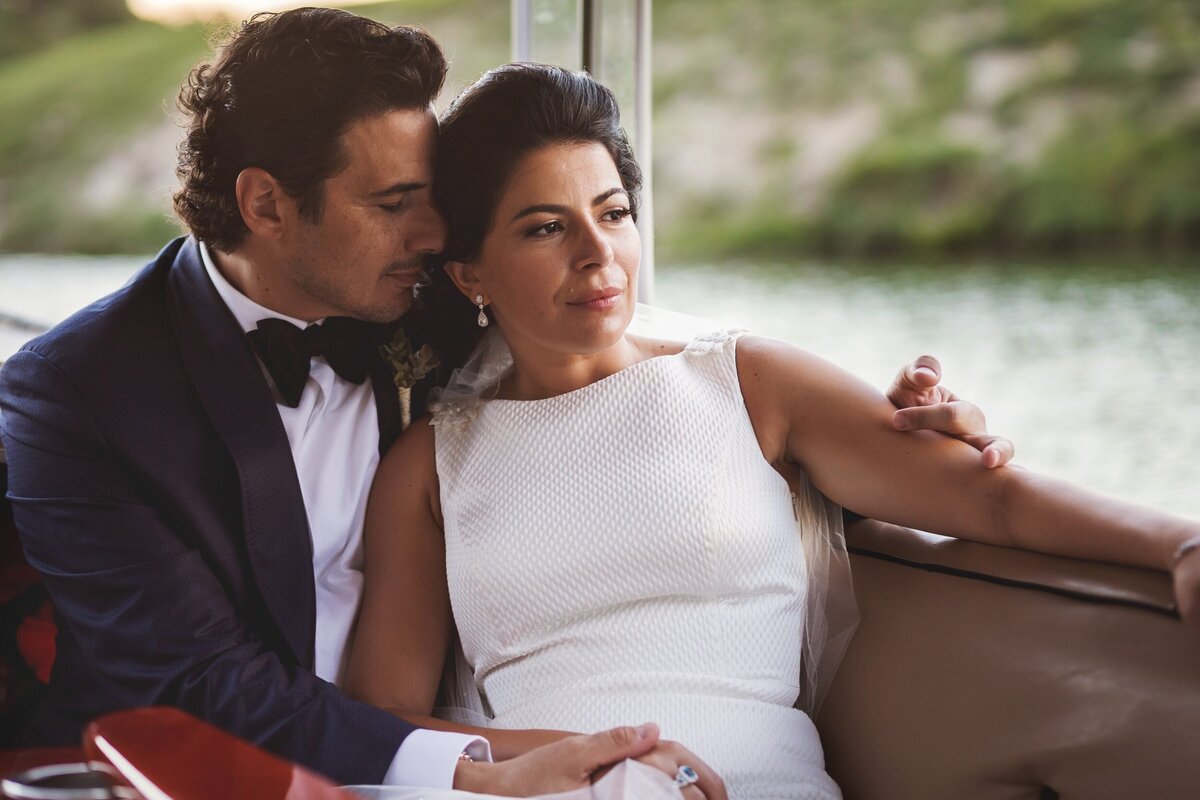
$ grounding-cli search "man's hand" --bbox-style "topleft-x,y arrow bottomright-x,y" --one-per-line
454,723 -> 726,798
887,355 -> 1014,469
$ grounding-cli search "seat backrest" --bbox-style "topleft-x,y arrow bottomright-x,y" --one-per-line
817,521 -> 1200,800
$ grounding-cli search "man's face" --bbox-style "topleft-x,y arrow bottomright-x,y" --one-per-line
284,108 -> 444,323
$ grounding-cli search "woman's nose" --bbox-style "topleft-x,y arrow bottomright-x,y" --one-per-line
574,222 -> 614,270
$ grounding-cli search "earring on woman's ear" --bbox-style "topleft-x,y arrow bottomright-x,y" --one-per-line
475,294 -> 489,328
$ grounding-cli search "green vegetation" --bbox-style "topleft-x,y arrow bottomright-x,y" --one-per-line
0,0 -> 506,254
0,21 -> 210,251
0,0 -> 131,60
0,0 -> 1197,258
653,0 -> 1200,260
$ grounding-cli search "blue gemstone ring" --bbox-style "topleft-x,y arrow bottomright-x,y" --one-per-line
673,765 -> 700,788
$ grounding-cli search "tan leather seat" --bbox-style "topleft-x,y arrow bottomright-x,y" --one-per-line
817,520 -> 1200,800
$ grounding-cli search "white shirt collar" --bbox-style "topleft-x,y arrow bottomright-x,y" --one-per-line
199,240 -> 314,334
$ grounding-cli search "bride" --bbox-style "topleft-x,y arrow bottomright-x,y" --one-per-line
346,63 -> 1200,799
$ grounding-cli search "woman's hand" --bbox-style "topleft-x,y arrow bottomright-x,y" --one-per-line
886,354 -> 1014,468
453,723 -> 728,799
631,738 -> 727,800
1172,535 -> 1200,636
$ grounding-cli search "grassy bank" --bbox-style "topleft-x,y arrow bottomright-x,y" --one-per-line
1,0 -> 1198,259
652,0 -> 1200,260
0,20 -> 209,251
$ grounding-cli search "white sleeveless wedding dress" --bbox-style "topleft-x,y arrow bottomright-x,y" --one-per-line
419,330 -> 842,800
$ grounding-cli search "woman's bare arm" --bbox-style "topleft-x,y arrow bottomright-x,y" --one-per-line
736,336 -> 1200,627
345,418 -> 453,717
344,418 -> 574,760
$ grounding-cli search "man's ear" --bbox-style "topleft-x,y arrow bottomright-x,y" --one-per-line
235,167 -> 287,239
444,260 -> 485,303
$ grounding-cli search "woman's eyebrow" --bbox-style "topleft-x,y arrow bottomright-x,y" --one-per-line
510,188 -> 629,222
592,187 -> 628,205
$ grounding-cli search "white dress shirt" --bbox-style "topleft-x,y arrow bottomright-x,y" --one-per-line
200,242 -> 489,787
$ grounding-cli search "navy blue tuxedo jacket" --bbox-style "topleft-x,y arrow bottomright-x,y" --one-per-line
0,237 -> 419,783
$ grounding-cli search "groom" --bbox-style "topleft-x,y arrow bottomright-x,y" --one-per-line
0,6 -> 1008,796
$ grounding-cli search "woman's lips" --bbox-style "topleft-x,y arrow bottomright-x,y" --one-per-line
569,288 -> 622,310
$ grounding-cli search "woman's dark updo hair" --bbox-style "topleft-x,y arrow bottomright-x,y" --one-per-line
420,63 -> 643,372
174,7 -> 446,252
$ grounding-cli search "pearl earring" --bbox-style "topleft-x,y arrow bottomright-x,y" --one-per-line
475,294 -> 489,328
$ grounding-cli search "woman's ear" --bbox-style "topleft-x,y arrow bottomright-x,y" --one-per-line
444,260 -> 486,304
235,167 -> 287,239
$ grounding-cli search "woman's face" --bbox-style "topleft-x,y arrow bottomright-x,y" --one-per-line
455,141 -> 640,361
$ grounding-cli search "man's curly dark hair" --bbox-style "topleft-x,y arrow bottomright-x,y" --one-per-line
173,7 -> 446,252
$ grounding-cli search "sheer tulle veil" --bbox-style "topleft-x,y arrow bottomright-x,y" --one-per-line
426,303 -> 859,725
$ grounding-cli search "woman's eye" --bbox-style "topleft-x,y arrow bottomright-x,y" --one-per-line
528,221 -> 564,237
602,207 -> 631,223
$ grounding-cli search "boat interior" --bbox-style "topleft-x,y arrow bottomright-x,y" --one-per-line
4,435 -> 1200,798
3,1 -> 1199,797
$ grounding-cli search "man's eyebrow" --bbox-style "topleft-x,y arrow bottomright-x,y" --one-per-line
368,181 -> 426,198
510,187 -> 629,222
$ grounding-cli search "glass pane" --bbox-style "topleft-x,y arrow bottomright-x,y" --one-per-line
520,0 -> 581,70
593,0 -> 640,150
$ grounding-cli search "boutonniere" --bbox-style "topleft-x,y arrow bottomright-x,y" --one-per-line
379,329 -> 440,429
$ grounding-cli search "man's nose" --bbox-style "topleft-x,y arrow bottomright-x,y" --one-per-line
412,199 -> 447,254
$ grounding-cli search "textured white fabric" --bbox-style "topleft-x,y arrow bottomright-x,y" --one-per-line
349,759 -> 682,800
382,733 -> 492,789
433,330 -> 842,800
200,242 -> 487,789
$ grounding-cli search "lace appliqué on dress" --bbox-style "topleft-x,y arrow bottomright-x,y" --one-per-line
683,328 -> 748,356
428,398 -> 482,432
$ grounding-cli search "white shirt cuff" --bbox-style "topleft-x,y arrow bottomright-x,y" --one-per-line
383,730 -> 493,788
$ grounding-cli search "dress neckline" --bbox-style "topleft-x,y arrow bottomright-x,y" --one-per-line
484,340 -> 686,408
429,329 -> 742,430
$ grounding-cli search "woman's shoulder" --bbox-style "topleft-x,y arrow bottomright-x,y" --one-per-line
379,415 -> 438,477
734,335 -> 882,459
734,334 -> 837,382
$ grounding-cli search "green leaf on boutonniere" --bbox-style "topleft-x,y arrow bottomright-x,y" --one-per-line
379,329 -> 441,390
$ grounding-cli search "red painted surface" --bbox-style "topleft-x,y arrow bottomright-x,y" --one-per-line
83,707 -> 356,800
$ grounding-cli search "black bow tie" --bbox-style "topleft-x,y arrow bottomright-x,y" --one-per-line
246,317 -> 383,408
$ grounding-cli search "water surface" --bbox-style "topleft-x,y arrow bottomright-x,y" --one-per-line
2,254 -> 1197,519
659,259 -> 1200,519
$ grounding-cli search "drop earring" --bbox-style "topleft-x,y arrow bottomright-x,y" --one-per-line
475,294 -> 489,328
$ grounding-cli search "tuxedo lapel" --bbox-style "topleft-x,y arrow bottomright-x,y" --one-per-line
165,238 -> 316,668
368,349 -> 403,455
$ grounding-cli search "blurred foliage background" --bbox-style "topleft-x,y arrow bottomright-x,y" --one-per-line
0,0 -> 1198,259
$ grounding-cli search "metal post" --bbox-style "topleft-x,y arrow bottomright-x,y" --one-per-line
581,0 -> 598,76
510,0 -> 654,302
512,0 -> 532,62
634,0 -> 654,303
